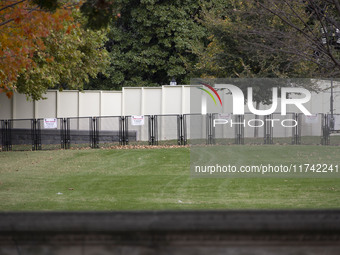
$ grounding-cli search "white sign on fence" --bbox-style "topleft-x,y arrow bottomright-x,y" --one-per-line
305,114 -> 319,124
333,115 -> 340,131
131,115 -> 145,126
218,113 -> 232,121
44,118 -> 58,129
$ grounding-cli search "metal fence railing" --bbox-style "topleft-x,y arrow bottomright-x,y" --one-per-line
8,119 -> 34,151
1,113 -> 340,151
36,118 -> 67,150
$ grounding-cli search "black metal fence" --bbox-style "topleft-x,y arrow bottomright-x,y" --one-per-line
1,113 -> 339,151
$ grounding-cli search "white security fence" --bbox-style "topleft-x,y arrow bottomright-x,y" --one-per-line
1,83 -> 340,150
1,83 -> 340,119
1,113 -> 339,151
0,86 -> 191,120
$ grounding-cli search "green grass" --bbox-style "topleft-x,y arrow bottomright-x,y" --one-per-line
0,145 -> 339,211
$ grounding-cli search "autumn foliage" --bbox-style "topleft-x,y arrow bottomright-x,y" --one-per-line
0,0 -> 74,98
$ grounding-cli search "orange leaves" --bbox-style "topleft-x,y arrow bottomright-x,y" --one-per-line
0,88 -> 14,98
36,39 -> 46,51
56,23 -> 64,31
46,56 -> 54,63
14,16 -> 21,23
6,91 -> 14,99
0,1 -> 74,97
66,25 -> 73,34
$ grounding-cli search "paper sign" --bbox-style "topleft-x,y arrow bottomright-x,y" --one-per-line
131,115 -> 144,126
305,114 -> 319,124
44,118 -> 58,129
333,115 -> 340,131
217,113 -> 232,121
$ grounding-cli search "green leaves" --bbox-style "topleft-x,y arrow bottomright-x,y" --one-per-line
80,0 -> 117,29
16,9 -> 109,100
87,0 -> 207,89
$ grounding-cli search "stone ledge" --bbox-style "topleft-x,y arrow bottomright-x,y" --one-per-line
1,210 -> 340,255
1,210 -> 340,233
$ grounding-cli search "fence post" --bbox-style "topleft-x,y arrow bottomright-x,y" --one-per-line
206,114 -> 210,145
7,120 -> 12,151
148,116 -> 152,145
36,119 -> 42,150
125,117 -> 129,145
31,119 -> 35,151
292,113 -> 301,145
234,115 -> 244,145
264,114 -> 273,144
61,118 -> 65,149
90,117 -> 99,149
177,115 -> 186,145
206,114 -> 215,145
148,115 -> 158,145
31,119 -> 41,151
90,118 -> 93,148
1,120 -> 12,151
61,118 -> 71,149
321,114 -> 330,145
154,115 -> 159,145
177,115 -> 181,145
148,115 -> 154,145
119,117 -> 123,145
96,117 -> 99,148
297,113 -> 302,145
66,118 -> 70,149
119,117 -> 129,145
183,114 -> 187,145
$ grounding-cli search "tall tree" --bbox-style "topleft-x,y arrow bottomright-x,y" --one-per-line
15,10 -> 109,100
0,0 -> 74,97
86,0 -> 207,89
195,0 -> 319,80
1,0 -> 110,100
1,0 -> 118,99
198,0 -> 340,78
250,0 -> 340,77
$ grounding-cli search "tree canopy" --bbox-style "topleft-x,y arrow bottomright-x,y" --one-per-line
2,0 -> 338,100
251,0 -> 340,77
0,0 -> 73,98
1,0 -> 109,100
195,0 -> 321,79
195,0 -> 340,79
16,10 -> 109,100
85,0 -> 207,89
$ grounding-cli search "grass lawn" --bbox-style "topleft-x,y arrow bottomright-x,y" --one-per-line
0,145 -> 339,211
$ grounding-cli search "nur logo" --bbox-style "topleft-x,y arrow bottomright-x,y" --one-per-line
197,83 -> 223,107
198,84 -> 312,116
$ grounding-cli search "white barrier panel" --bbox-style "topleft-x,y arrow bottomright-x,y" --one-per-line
0,86 -> 192,120
0,82 -> 339,120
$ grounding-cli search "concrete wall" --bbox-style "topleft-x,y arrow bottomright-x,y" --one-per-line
0,86 -> 192,120
1,82 -> 339,120
0,211 -> 340,255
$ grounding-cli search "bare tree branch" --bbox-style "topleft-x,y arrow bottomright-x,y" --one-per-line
252,0 -> 340,73
0,0 -> 27,12
0,19 -> 15,27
